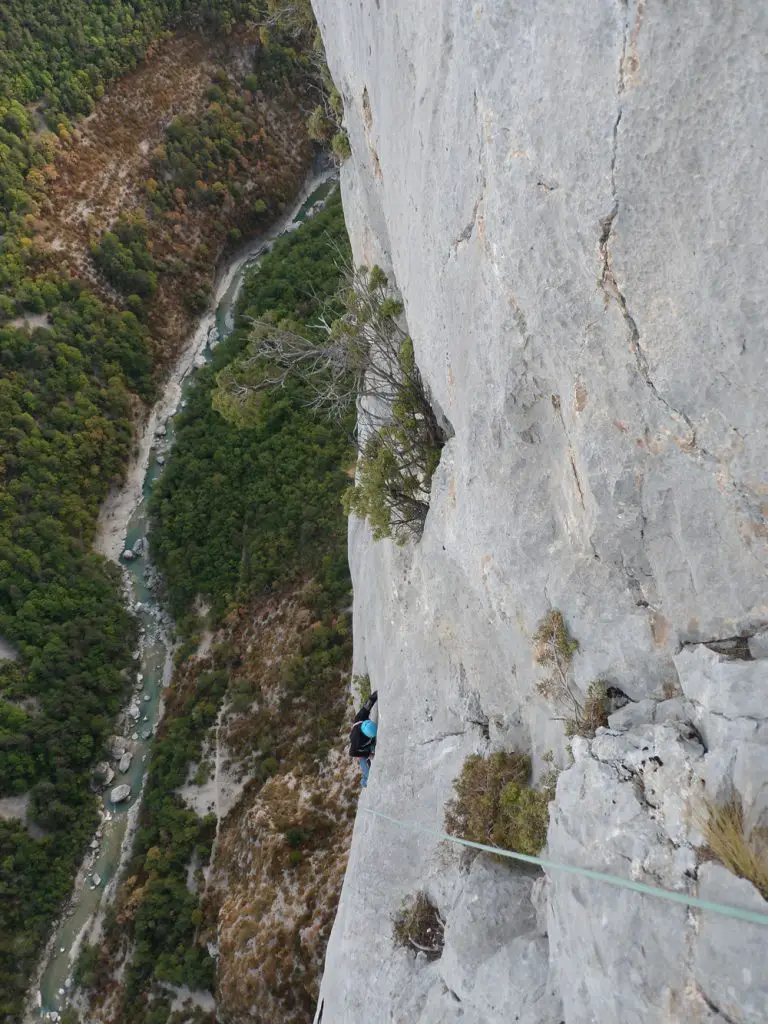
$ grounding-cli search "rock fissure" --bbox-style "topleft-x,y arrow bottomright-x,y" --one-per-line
313,2 -> 768,1020
685,698 -> 764,726
451,197 -> 481,254
600,209 -> 700,455
683,635 -> 758,661
695,985 -> 741,1024
601,103 -> 766,533
418,729 -> 468,746
551,394 -> 590,522
600,2 -> 704,456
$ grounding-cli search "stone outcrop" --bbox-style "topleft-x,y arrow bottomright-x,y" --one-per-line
106,735 -> 128,760
312,1 -> 768,1021
94,762 -> 115,789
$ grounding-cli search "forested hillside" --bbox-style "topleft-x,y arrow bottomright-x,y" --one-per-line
149,189 -> 353,618
0,1 -> 323,1018
80,188 -> 356,1023
0,1 -> 253,117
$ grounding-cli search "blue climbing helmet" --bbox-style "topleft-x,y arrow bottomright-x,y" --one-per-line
361,719 -> 378,739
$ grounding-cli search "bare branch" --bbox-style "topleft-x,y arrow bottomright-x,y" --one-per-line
218,263 -> 447,543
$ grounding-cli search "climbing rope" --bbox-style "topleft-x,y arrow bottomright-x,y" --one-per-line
362,807 -> 768,927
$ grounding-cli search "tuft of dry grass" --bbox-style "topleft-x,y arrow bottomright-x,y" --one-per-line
392,891 -> 444,960
568,680 -> 610,738
700,799 -> 768,899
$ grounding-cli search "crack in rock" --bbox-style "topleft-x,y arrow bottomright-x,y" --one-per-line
451,197 -> 481,254
550,394 -> 601,559
551,395 -> 588,514
598,3 -> 767,537
683,635 -> 756,661
683,693 -> 763,725
419,729 -> 468,746
696,985 -> 741,1024
599,2 -> 698,442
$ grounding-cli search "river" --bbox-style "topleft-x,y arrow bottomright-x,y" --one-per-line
33,164 -> 339,1021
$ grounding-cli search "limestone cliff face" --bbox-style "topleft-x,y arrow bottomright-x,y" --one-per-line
312,2 -> 768,1022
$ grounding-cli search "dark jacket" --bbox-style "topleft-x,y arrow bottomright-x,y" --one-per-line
349,691 -> 378,757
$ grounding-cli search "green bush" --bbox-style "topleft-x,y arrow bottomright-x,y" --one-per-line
92,217 -> 158,298
307,105 -> 332,142
342,340 -> 445,542
285,827 -> 306,848
533,609 -> 579,667
340,275 -> 447,543
212,260 -> 446,543
331,129 -> 351,160
444,752 -> 551,858
352,673 -> 371,702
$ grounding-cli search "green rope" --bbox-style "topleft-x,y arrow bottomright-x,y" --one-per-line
363,807 -> 768,928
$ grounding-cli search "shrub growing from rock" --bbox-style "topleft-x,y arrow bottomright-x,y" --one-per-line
307,105 -> 333,142
392,890 -> 444,959
343,334 -> 446,542
444,752 -> 551,858
534,610 -> 609,738
331,128 -> 351,160
352,673 -> 371,702
217,263 -> 446,542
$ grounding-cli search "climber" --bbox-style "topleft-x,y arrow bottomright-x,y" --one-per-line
349,689 -> 378,787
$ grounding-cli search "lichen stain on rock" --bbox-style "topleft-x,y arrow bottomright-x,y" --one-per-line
650,611 -> 669,648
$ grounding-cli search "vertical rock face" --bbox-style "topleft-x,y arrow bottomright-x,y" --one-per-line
312,1 -> 768,1021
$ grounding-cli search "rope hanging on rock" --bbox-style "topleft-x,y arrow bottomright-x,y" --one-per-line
362,807 -> 768,928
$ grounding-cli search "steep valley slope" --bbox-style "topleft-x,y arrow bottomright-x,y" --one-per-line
0,6 -> 325,1018
31,29 -> 313,370
75,186 -> 358,1024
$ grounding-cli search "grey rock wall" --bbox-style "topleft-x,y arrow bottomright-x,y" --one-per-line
312,1 -> 768,1020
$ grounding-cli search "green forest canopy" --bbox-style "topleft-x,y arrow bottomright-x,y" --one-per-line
0,0 -> 326,1017
150,186 -> 353,619
86,186 -> 352,1021
0,0 -> 257,118
0,285 -> 145,1022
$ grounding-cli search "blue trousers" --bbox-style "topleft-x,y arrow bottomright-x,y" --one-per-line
359,756 -> 371,787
